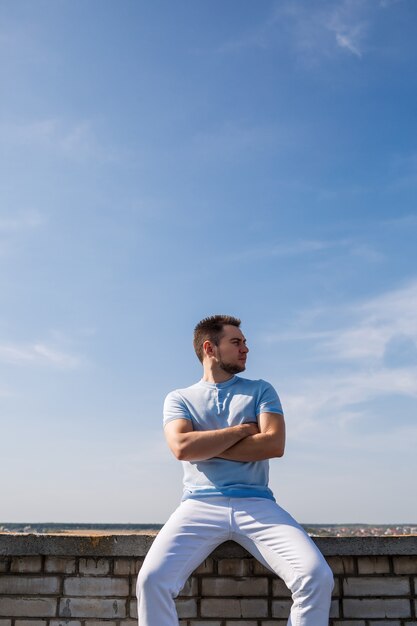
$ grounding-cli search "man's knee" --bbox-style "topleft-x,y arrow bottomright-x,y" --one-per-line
304,558 -> 334,598
136,564 -> 161,599
289,555 -> 333,602
137,561 -> 178,601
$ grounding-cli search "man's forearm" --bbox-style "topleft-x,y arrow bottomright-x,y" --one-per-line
218,432 -> 285,462
172,424 -> 257,461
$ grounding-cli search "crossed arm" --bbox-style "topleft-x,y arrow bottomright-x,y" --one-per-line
164,412 -> 285,462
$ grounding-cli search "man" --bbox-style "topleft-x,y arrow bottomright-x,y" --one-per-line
137,315 -> 333,626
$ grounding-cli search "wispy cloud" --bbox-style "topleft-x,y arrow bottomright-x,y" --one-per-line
229,238 -> 342,262
217,0 -> 398,62
324,281 -> 417,362
268,280 -> 417,363
191,122 -> 282,163
382,214 -> 417,228
0,210 -> 43,232
326,1 -> 367,58
0,118 -> 116,163
387,152 -> 417,189
228,237 -> 383,263
379,0 -> 403,7
267,279 -> 417,437
0,341 -> 82,369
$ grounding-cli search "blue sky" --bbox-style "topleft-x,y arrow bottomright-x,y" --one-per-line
1,0 -> 416,524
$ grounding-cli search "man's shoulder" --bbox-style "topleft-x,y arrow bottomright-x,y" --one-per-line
234,376 -> 275,390
165,381 -> 202,400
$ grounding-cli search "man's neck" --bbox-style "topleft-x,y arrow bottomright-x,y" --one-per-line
202,366 -> 235,384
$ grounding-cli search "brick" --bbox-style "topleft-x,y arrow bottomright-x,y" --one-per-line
343,577 -> 410,596
78,558 -> 110,575
190,622 -> 222,626
114,558 -> 142,575
129,598 -> 137,619
393,557 -> 417,574
202,577 -> 268,596
63,576 -> 128,597
179,577 -> 198,597
176,598 -> 198,618
261,622 -> 287,626
0,560 -> 9,573
271,600 -> 292,618
218,559 -> 253,576
330,598 -> 339,618
326,556 -> 356,575
253,561 -> 273,575
333,622 -> 366,626
0,621 -> 11,626
225,622 -> 258,626
332,578 -> 340,597
0,597 -> 57,617
129,599 -> 138,619
83,622 -> 117,626
59,598 -> 126,619
119,622 -> 138,626
15,622 -> 47,626
272,579 -> 291,597
130,578 -> 137,595
45,557 -> 76,574
343,599 -> 411,618
367,622 -> 401,626
357,557 -> 391,574
240,599 -> 268,618
10,557 -> 42,573
206,599 -> 266,619
193,558 -> 214,574
0,576 -> 60,595
49,621 -> 82,626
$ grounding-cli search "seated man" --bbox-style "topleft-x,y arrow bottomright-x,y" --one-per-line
137,314 -> 333,626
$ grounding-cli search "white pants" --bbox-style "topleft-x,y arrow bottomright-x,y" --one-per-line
137,497 -> 334,626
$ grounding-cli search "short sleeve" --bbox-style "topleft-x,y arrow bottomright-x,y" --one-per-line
163,390 -> 193,426
256,380 -> 284,416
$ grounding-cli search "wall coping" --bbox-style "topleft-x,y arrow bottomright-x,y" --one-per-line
1,532 -> 417,557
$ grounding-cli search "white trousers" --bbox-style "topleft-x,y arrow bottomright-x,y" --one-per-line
137,497 -> 334,626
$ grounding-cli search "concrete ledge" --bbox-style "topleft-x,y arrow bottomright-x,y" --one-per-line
1,533 -> 416,557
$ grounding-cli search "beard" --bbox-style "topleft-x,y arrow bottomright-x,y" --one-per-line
218,357 -> 246,375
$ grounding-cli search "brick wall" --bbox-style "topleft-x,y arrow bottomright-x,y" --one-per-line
0,534 -> 416,625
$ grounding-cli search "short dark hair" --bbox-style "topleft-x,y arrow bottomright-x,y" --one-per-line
193,315 -> 241,363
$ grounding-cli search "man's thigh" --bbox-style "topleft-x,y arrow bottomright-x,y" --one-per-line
231,498 -> 328,588
138,498 -> 231,597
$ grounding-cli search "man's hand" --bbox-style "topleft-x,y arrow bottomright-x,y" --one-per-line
164,419 -> 260,462
240,422 -> 260,437
218,412 -> 285,462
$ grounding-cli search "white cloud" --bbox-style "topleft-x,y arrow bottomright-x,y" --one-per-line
0,210 -> 43,232
326,1 -> 367,58
267,280 -> 417,437
0,341 -> 82,369
0,118 -> 115,163
326,281 -> 417,362
216,0 -> 399,63
228,237 -> 383,263
268,280 -> 417,363
379,0 -> 403,7
191,122 -> 282,163
335,31 -> 362,57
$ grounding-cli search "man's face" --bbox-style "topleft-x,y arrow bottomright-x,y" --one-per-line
214,325 -> 249,375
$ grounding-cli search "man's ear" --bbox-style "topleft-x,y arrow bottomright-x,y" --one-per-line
203,339 -> 215,358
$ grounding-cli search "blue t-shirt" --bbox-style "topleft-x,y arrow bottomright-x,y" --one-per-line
163,375 -> 283,501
